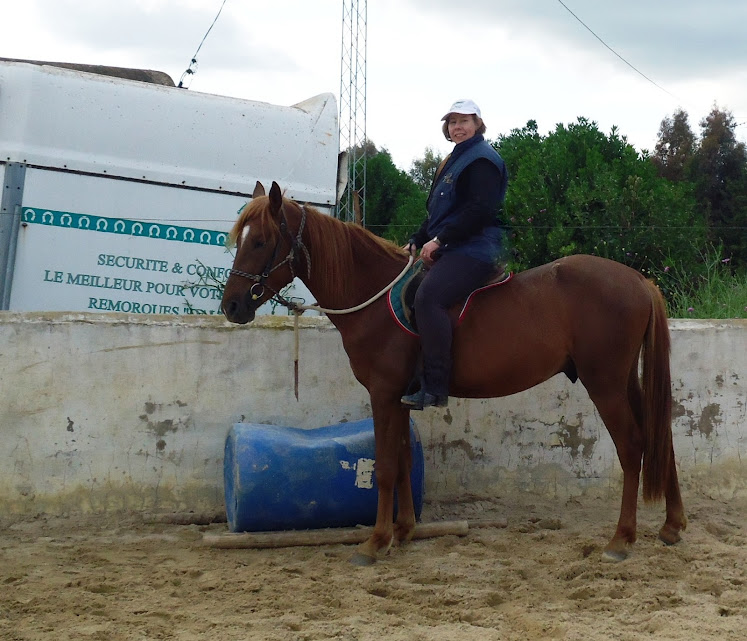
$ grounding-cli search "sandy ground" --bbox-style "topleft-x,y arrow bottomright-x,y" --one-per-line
1,490 -> 745,641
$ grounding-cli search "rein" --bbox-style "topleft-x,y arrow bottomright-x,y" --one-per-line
296,255 -> 414,315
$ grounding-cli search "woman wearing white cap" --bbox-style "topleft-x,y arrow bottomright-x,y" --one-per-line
401,99 -> 508,410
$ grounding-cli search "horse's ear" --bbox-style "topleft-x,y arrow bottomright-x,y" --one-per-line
268,181 -> 283,218
252,181 -> 265,198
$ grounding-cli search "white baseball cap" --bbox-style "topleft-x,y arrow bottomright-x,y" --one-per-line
441,99 -> 482,121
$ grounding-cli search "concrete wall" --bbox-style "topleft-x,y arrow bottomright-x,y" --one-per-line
0,313 -> 745,515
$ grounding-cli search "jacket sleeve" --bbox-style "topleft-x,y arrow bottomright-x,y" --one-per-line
436,158 -> 504,246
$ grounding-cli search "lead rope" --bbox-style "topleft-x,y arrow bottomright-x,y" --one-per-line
294,312 -> 300,400
290,254 -> 414,399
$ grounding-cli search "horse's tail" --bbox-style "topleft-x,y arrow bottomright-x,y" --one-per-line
640,279 -> 673,503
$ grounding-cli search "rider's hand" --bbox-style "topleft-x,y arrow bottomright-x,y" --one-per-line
420,239 -> 441,265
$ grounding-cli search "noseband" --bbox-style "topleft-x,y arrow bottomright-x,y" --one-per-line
228,203 -> 311,311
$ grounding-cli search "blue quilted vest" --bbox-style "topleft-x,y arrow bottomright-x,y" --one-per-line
425,137 -> 507,263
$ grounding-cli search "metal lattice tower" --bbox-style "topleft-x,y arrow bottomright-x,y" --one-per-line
338,0 -> 367,224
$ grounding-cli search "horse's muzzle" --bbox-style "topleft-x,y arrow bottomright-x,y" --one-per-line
222,293 -> 257,325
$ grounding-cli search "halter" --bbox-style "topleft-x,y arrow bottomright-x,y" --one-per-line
228,203 -> 311,311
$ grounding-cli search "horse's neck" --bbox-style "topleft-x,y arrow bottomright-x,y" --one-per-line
297,212 -> 405,314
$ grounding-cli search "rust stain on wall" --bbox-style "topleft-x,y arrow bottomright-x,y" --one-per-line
139,416 -> 178,438
672,400 -> 690,421
138,401 -> 192,452
673,401 -> 722,438
429,434 -> 486,464
552,413 -> 597,460
695,403 -> 722,438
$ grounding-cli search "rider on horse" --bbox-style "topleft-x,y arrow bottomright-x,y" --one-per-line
402,99 -> 509,410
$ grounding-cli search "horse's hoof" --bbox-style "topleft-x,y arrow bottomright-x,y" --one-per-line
658,526 -> 682,546
393,524 -> 415,546
350,552 -> 377,566
601,547 -> 630,563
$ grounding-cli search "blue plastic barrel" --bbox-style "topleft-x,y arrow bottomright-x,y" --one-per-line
223,418 -> 424,532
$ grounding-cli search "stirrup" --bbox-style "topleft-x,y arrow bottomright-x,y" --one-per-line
401,390 -> 448,410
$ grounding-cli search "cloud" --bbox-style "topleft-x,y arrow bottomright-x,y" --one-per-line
27,0 -> 299,75
404,0 -> 747,80
4,0 -> 744,171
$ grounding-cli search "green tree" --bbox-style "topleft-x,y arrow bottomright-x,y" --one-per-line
364,148 -> 424,240
692,105 -> 747,266
338,139 -> 381,224
492,120 -> 547,265
385,190 -> 427,245
408,147 -> 443,192
652,109 -> 696,182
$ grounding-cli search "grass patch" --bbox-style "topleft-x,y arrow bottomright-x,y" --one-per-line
655,251 -> 747,319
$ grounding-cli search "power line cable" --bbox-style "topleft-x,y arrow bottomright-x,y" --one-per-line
178,0 -> 229,88
555,0 -> 679,101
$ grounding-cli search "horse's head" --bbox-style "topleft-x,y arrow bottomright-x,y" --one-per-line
222,181 -> 297,324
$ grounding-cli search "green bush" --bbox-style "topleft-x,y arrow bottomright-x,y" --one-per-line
496,119 -> 708,278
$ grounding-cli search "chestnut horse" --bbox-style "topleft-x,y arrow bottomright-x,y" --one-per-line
221,181 -> 686,563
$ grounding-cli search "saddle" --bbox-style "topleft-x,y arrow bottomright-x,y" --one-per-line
387,259 -> 513,336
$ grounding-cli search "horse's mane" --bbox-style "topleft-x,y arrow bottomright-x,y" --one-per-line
229,196 -> 407,304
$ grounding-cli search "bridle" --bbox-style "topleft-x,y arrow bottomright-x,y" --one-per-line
228,203 -> 311,312
228,200 -> 414,317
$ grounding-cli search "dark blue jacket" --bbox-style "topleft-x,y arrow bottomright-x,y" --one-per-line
420,135 -> 507,263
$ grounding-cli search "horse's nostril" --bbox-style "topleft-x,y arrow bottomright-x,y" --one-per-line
224,299 -> 238,319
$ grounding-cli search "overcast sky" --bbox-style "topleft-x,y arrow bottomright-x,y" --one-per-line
3,0 -> 746,170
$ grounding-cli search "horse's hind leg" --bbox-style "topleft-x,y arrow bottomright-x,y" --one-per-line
659,444 -> 687,545
628,352 -> 686,547
590,389 -> 644,561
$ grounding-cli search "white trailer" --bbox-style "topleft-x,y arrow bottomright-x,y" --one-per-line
0,60 -> 341,315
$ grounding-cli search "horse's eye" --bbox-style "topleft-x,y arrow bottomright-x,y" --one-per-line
253,240 -> 266,250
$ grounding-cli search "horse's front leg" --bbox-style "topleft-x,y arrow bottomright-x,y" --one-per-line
393,412 -> 416,546
353,395 -> 413,565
